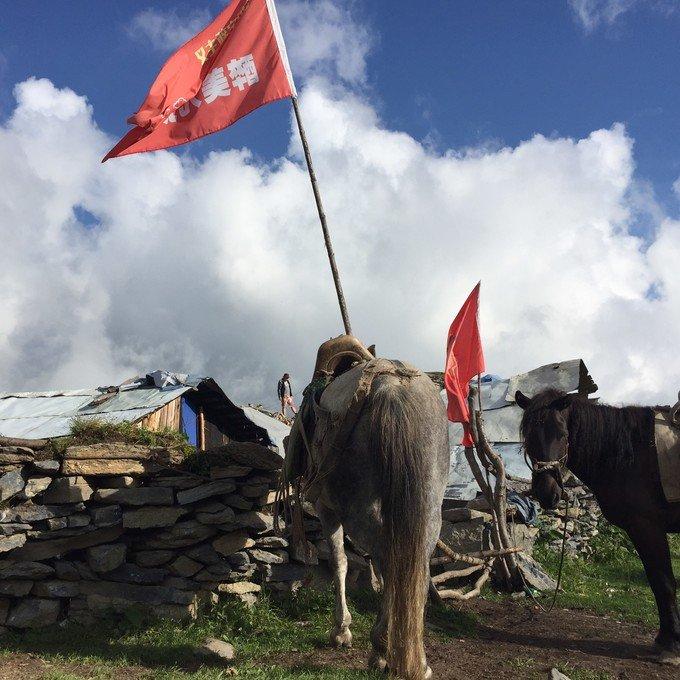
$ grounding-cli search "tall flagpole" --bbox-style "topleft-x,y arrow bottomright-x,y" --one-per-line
290,95 -> 352,336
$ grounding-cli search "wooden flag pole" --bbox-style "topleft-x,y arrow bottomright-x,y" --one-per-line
291,95 -> 352,335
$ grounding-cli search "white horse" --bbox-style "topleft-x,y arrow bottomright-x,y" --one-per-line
299,357 -> 449,679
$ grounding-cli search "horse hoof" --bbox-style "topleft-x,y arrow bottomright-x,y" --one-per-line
424,665 -> 434,679
651,644 -> 680,666
368,653 -> 388,673
330,627 -> 353,648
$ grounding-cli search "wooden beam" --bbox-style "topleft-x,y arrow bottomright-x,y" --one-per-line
197,407 -> 205,452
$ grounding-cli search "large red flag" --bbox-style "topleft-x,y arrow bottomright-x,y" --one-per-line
103,0 -> 296,161
445,282 -> 486,446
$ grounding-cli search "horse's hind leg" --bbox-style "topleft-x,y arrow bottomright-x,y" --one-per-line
626,519 -> 680,664
317,503 -> 352,648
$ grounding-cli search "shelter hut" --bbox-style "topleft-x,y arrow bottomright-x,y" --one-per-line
430,359 -> 597,499
0,370 -> 289,453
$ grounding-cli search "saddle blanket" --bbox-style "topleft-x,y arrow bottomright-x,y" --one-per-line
655,410 -> 680,503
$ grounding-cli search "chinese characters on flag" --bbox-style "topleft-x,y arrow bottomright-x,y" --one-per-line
103,0 -> 295,161
444,282 -> 486,446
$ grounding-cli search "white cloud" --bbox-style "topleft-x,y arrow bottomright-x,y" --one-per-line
2,75 -> 680,410
128,7 -> 212,51
568,0 -> 680,32
128,1 -> 372,84
277,0 -> 372,84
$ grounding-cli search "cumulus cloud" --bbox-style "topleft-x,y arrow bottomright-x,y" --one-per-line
277,0 -> 372,84
128,1 -> 372,84
2,73 -> 680,409
128,7 -> 213,51
568,0 -> 680,32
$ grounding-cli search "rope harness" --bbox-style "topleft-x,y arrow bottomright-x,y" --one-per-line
522,442 -> 571,613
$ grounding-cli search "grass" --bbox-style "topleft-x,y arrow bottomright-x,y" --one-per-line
48,418 -> 195,458
532,519 -> 680,627
0,588 -> 475,680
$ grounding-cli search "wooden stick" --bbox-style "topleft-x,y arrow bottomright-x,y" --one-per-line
291,96 -> 352,335
467,401 -> 513,585
197,407 -> 205,452
438,566 -> 492,601
431,545 -> 523,567
436,539 -> 484,566
474,409 -> 519,581
432,564 -> 485,584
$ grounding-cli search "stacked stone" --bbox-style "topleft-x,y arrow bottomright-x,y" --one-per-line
0,439 -> 312,632
541,485 -> 602,557
264,501 -> 372,592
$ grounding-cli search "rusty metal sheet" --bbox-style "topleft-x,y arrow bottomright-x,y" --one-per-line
507,359 -> 596,401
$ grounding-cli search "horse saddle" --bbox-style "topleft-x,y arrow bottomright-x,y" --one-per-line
283,335 -> 376,495
654,395 -> 680,504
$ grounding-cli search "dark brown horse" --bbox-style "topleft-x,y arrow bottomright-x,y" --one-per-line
516,388 -> 680,666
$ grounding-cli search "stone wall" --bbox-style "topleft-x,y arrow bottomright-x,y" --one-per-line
0,441 -> 369,632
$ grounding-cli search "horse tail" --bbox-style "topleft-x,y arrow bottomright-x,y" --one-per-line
370,377 -> 429,680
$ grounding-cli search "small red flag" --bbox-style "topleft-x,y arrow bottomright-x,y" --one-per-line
103,0 -> 296,161
445,282 -> 486,446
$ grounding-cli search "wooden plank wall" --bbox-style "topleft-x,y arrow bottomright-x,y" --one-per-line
138,398 -> 182,432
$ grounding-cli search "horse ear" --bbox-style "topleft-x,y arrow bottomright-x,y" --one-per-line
367,344 -> 376,357
515,391 -> 531,410
550,394 -> 572,411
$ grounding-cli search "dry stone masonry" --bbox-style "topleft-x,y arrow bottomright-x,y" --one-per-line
0,440 -> 367,632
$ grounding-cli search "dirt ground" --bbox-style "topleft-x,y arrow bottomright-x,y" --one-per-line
0,599 -> 677,679
276,599 -> 679,680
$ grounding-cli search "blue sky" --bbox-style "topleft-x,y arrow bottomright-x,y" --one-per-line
2,0 -> 680,404
2,0 -> 679,209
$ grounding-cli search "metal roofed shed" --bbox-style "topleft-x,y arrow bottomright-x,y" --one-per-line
442,359 -> 598,499
0,371 -> 288,454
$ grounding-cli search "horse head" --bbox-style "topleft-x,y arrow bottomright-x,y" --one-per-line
516,388 -> 573,510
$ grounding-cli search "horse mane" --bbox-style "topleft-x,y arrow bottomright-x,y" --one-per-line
520,388 -> 655,480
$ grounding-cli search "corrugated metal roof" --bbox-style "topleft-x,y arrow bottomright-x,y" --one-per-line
241,406 -> 290,456
0,382 -> 194,440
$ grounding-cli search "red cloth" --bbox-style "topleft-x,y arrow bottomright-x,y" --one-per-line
103,0 -> 295,161
445,282 -> 486,446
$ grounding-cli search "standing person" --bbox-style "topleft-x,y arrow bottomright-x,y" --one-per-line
278,373 -> 297,417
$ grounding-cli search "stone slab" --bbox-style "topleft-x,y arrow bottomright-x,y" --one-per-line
213,530 -> 255,557
80,580 -> 197,605
0,561 -> 54,580
205,442 -> 282,471
93,487 -> 174,506
122,506 -> 187,529
88,543 -> 126,573
0,470 -> 25,502
23,477 -> 52,499
7,598 -> 60,628
134,550 -> 175,567
10,525 -> 124,561
64,443 -> 154,460
31,580 -> 81,598
43,476 -> 94,504
1,502 -> 85,523
176,480 -> 236,505
61,459 -> 149,476
0,534 -> 26,554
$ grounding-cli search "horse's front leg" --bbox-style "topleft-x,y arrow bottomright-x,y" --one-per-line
626,519 -> 680,665
317,503 -> 352,648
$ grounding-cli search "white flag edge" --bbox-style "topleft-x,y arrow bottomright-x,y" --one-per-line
265,0 -> 298,97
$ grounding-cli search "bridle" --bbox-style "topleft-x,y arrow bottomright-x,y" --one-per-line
523,440 -> 570,488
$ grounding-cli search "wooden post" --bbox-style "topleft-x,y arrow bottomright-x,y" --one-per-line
291,96 -> 352,335
467,386 -> 519,588
197,407 -> 205,452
